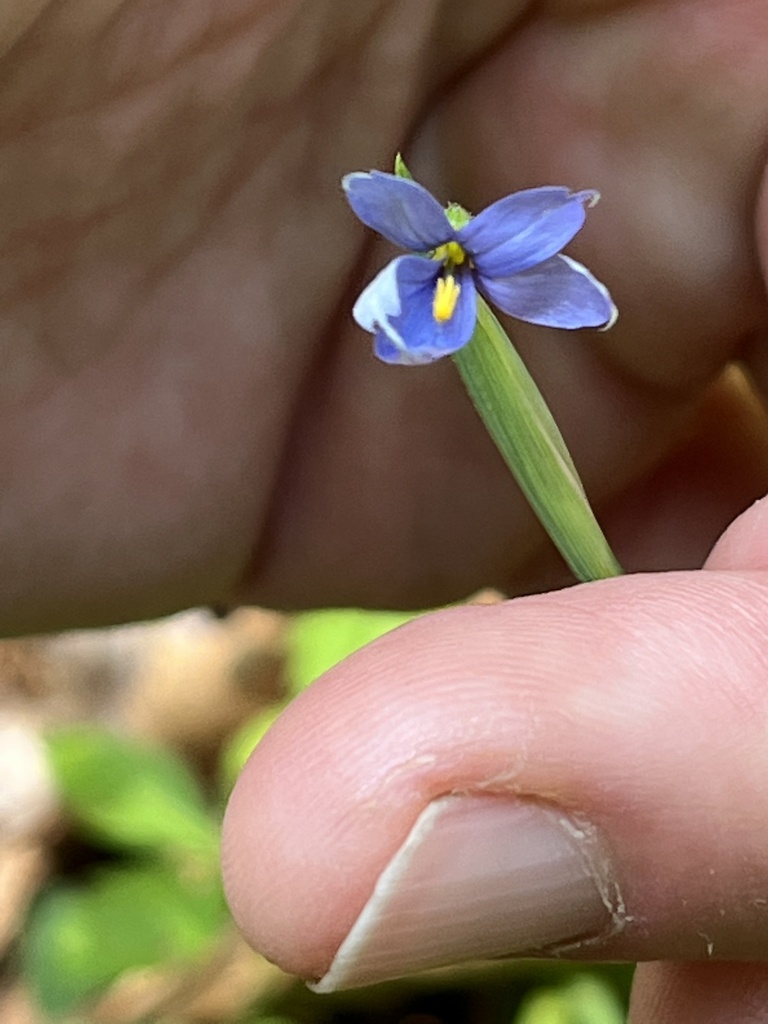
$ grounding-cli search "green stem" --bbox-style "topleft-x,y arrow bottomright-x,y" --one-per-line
453,297 -> 622,582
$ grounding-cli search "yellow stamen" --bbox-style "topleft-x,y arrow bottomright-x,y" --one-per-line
433,275 -> 461,323
432,241 -> 466,266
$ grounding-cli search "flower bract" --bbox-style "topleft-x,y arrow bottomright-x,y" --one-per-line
343,170 -> 617,365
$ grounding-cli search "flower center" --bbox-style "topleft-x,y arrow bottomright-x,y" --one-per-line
432,274 -> 461,323
433,241 -> 466,266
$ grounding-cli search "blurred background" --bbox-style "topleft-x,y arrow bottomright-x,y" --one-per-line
0,599 -> 634,1023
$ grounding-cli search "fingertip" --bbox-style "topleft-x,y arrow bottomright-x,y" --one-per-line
705,493 -> 768,570
223,577 -> 768,986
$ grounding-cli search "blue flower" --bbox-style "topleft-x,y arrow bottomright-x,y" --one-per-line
342,170 -> 617,365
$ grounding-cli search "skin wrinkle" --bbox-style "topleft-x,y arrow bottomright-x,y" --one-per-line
0,87 -> 243,342
598,571 -> 768,717
0,15 -> 291,229
0,3 -> 392,275
0,0 -> 435,322
91,0 -> 283,97
0,0 -> 292,119
0,1 -> 54,60
0,4 -> 432,372
146,21 -> 406,306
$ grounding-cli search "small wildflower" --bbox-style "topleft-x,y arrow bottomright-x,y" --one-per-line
343,171 -> 617,365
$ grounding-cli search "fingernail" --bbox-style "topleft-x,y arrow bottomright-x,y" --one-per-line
311,794 -> 620,992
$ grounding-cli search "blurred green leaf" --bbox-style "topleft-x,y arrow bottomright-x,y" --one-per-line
286,609 -> 415,694
46,728 -> 218,859
24,864 -> 226,1017
515,974 -> 626,1024
220,609 -> 418,790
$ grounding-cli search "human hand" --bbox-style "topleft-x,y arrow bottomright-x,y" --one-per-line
1,0 -> 766,632
0,0 -> 531,632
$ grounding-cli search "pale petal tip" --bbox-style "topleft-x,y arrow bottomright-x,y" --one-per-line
341,171 -> 369,193
569,189 -> 601,209
598,302 -> 619,332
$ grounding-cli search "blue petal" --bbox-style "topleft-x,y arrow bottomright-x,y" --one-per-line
478,254 -> 617,329
342,171 -> 452,252
458,187 -> 598,277
375,266 -> 477,364
353,255 -> 476,364
352,254 -> 438,337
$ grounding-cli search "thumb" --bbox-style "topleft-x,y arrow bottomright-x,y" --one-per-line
222,519 -> 768,991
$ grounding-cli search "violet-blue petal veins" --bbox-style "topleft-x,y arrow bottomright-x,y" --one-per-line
342,171 -> 452,252
370,262 -> 477,365
479,254 -> 617,330
456,186 -> 570,255
460,187 -> 596,278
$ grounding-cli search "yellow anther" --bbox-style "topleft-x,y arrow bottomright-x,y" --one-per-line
433,275 -> 461,323
432,241 -> 466,266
